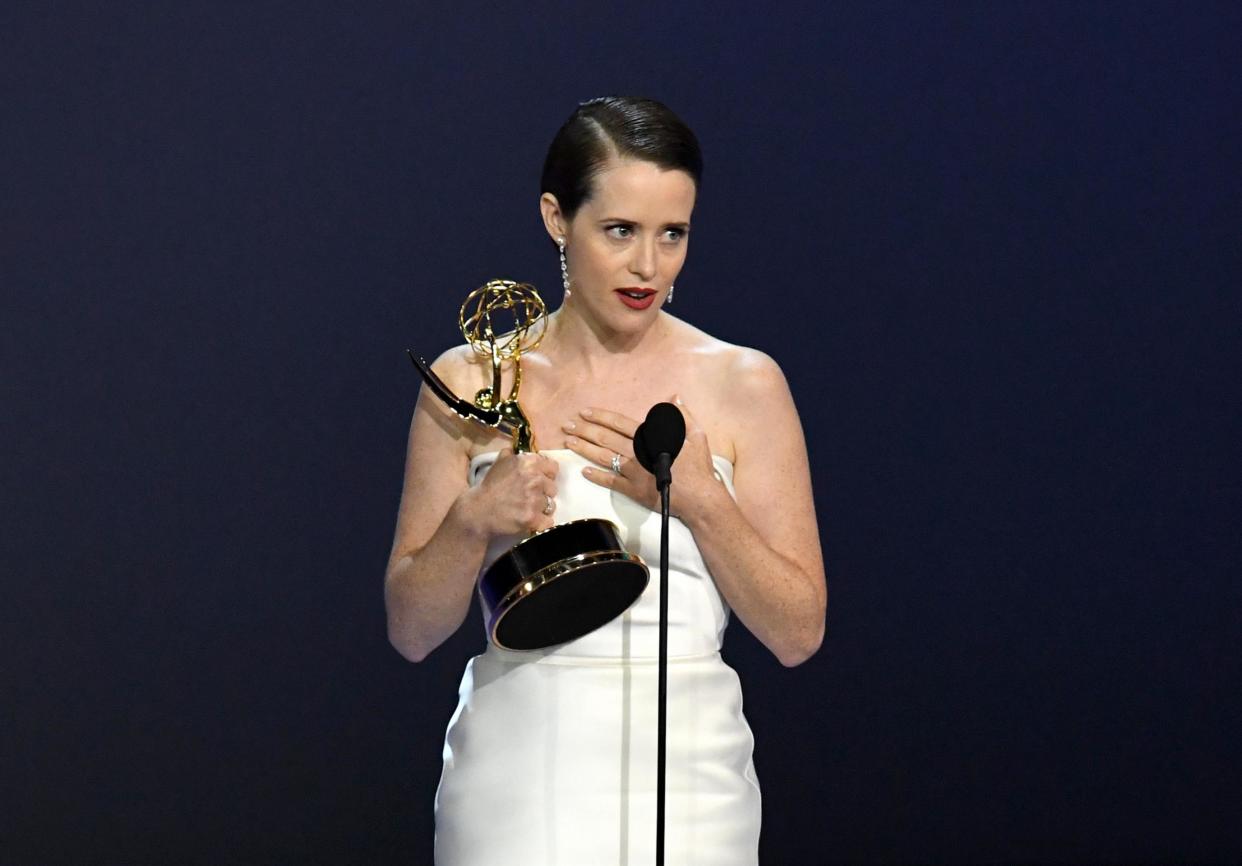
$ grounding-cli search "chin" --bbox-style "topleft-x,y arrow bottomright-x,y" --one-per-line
609,309 -> 658,331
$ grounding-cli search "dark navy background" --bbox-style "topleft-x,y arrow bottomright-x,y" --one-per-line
4,2 -> 1240,863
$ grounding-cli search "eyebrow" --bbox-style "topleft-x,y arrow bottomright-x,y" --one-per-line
597,218 -> 692,229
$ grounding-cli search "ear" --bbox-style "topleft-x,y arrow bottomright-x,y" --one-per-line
539,193 -> 569,244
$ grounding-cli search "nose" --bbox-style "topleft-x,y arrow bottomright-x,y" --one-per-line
628,237 -> 657,282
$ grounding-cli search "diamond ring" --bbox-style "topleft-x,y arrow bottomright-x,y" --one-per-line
611,453 -> 623,474
543,494 -> 554,515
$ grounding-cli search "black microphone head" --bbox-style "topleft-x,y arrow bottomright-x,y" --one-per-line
633,402 -> 686,474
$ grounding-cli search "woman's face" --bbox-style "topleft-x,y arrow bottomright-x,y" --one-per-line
556,157 -> 696,332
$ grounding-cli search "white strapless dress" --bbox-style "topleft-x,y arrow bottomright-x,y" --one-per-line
433,449 -> 761,866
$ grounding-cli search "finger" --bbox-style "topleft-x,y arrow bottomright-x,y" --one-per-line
579,407 -> 639,439
565,421 -> 635,460
669,394 -> 701,431
535,453 -> 560,479
580,465 -> 653,510
492,447 -> 517,466
566,433 -> 634,474
580,463 -> 623,489
515,451 -> 549,481
499,444 -> 534,472
522,469 -> 554,497
670,397 -> 718,468
536,487 -> 557,524
566,427 -> 645,476
539,495 -> 556,520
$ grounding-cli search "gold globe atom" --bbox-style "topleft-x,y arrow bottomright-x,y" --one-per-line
459,279 -> 548,361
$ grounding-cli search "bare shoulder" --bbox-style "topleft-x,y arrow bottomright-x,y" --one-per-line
660,317 -> 795,457
718,345 -> 793,431
427,343 -> 492,395
726,344 -> 787,390
416,344 -> 507,453
664,317 -> 788,399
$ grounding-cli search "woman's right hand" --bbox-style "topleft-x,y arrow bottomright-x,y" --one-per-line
458,450 -> 560,537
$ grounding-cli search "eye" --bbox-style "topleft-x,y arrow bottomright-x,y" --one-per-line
605,224 -> 633,239
663,227 -> 686,242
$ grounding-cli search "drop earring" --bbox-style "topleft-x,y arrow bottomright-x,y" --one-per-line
666,283 -> 675,305
557,236 -> 571,299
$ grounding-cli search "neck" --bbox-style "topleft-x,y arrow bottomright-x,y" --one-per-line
543,301 -> 668,375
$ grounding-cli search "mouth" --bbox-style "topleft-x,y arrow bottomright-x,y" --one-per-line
615,287 -> 657,310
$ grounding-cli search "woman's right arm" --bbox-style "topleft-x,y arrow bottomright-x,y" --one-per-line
384,351 -> 558,662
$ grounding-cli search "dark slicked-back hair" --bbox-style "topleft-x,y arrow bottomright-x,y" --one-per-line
540,96 -> 703,222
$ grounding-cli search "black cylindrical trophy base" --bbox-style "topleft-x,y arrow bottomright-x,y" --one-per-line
480,518 -> 649,650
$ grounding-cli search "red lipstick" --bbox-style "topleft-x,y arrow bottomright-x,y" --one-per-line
615,287 -> 656,310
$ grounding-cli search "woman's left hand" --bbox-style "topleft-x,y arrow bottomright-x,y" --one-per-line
563,396 -> 728,524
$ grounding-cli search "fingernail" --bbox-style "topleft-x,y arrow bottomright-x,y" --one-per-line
580,408 -> 593,418
566,435 -> 578,446
563,420 -> 576,431
582,466 -> 593,475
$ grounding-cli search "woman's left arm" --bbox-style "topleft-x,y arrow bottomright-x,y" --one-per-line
567,350 -> 826,667
680,351 -> 825,666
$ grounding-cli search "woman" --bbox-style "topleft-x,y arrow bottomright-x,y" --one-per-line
385,96 -> 826,865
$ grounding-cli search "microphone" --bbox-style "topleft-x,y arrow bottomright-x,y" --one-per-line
633,402 -> 686,491
634,402 -> 687,865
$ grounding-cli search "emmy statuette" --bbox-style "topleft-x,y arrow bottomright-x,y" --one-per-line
408,280 -> 649,650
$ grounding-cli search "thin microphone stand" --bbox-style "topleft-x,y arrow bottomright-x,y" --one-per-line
655,452 -> 671,866
633,403 -> 684,866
